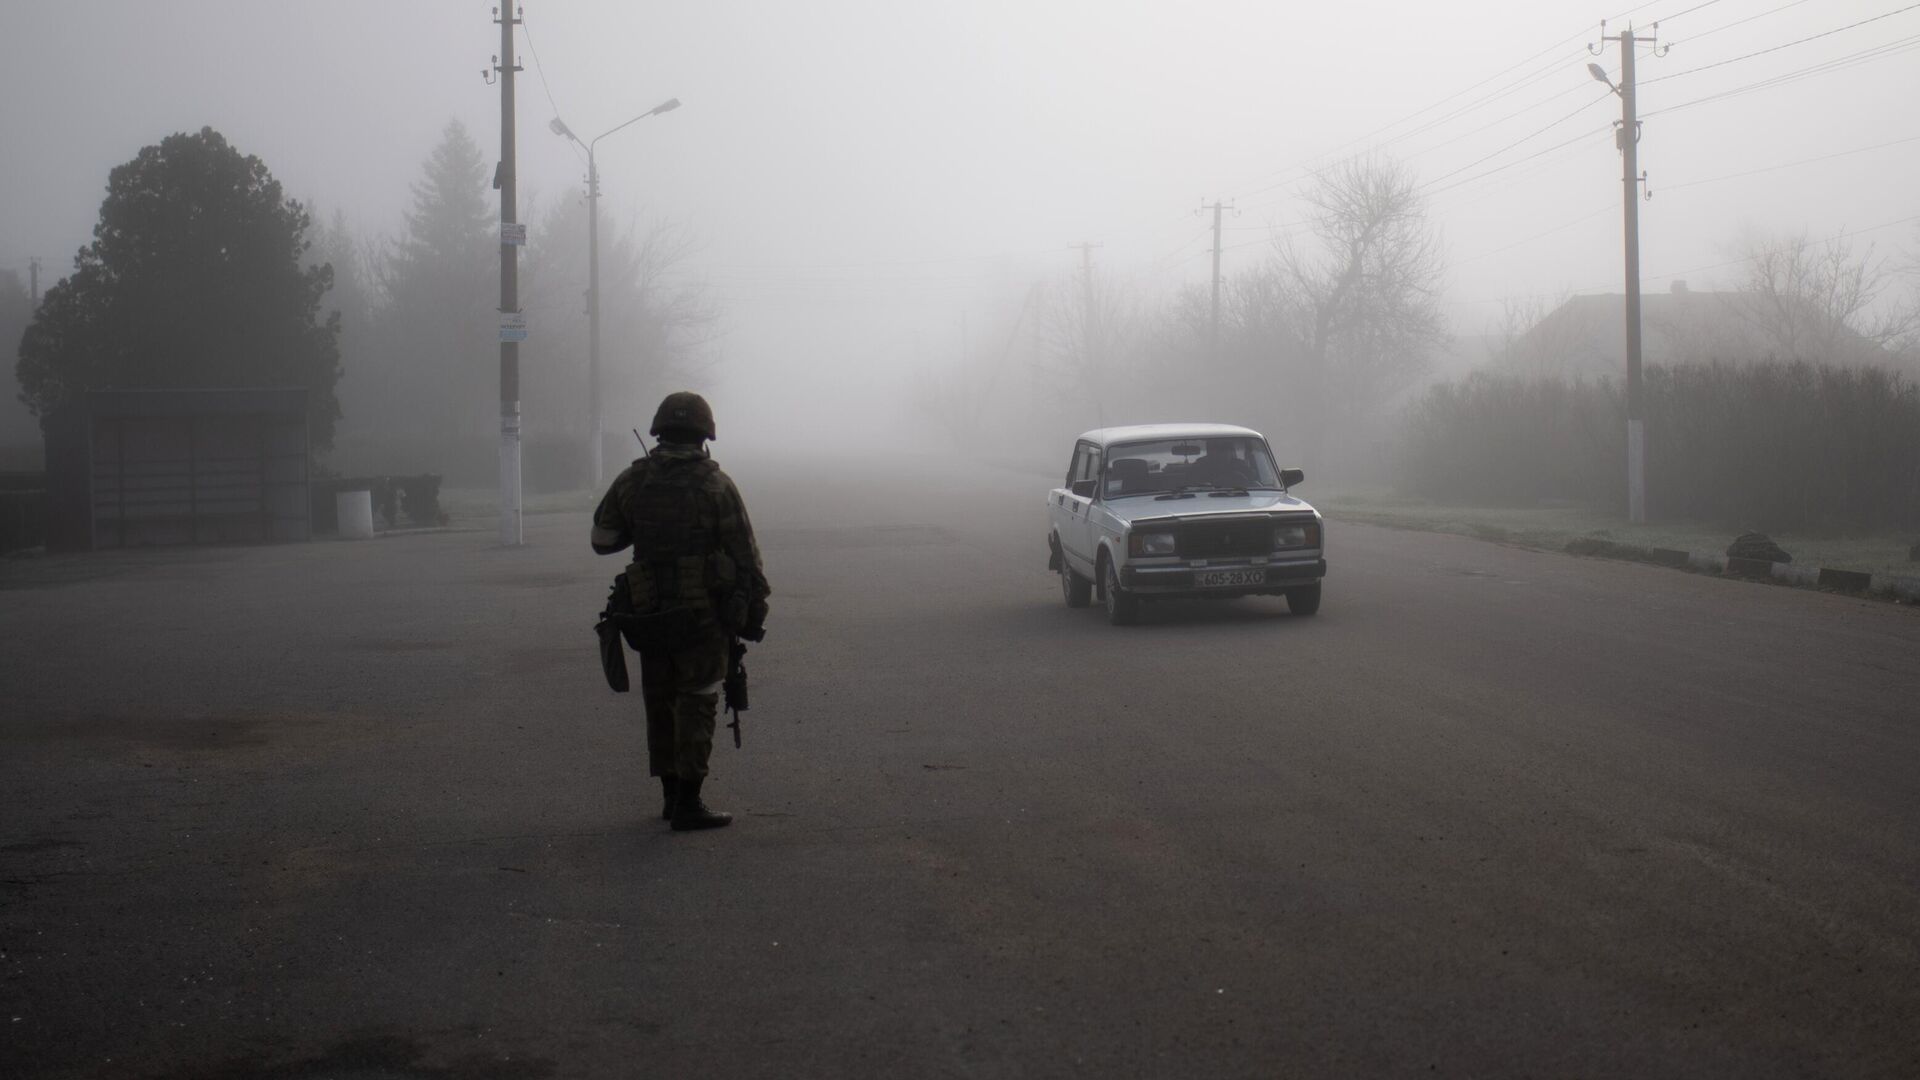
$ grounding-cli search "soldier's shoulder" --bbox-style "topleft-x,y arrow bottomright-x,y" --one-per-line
700,461 -> 744,493
609,459 -> 651,488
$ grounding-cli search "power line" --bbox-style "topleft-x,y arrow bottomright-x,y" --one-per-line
1650,0 -> 1729,23
1395,78 -> 1600,172
1643,32 -> 1920,117
1223,46 -> 1584,202
1659,133 -> 1920,192
1218,1 -> 1673,206
1642,3 -> 1920,84
1664,0 -> 1816,47
1453,204 -> 1615,266
518,16 -> 585,168
1566,212 -> 1920,293
1420,92 -> 1615,191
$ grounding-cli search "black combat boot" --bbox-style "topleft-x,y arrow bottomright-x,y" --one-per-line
658,775 -> 679,821
670,777 -> 732,831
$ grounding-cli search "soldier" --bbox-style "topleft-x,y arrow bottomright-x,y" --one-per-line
591,392 -> 771,831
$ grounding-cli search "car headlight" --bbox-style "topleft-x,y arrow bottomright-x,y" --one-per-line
1273,522 -> 1321,550
1128,530 -> 1177,557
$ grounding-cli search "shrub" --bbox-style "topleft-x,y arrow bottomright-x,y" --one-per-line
1398,361 -> 1920,533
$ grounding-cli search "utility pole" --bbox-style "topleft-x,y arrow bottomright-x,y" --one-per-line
28,256 -> 41,306
586,148 -> 602,489
1069,240 -> 1103,426
1199,200 -> 1235,357
1592,22 -> 1656,524
493,5 -> 524,546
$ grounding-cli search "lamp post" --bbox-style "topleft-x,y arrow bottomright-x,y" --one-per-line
551,97 -> 681,491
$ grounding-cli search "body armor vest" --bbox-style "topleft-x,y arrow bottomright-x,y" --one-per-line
619,457 -> 739,640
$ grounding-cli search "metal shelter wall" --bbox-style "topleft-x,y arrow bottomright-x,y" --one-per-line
46,389 -> 311,551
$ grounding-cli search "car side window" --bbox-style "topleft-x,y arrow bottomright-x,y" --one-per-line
1074,447 -> 1101,485
1064,446 -> 1085,489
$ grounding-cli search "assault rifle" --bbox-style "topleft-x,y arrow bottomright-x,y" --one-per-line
724,638 -> 749,748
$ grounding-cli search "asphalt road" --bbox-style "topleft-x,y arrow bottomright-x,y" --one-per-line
4,455 -> 1918,1079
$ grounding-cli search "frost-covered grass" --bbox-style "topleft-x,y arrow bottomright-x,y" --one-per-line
1316,489 -> 1919,581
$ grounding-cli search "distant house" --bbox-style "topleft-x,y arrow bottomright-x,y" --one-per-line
1499,281 -> 1889,379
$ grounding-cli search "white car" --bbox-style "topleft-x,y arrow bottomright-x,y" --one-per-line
1046,423 -> 1325,625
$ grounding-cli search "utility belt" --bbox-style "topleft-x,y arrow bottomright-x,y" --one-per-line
619,551 -> 745,650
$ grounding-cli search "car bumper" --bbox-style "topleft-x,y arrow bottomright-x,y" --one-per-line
1118,557 -> 1325,596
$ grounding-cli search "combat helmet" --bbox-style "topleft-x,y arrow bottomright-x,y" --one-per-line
649,391 -> 717,441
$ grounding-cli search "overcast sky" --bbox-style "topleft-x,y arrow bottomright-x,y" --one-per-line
6,0 -> 1918,441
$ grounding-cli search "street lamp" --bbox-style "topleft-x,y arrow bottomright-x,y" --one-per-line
551,97 -> 681,490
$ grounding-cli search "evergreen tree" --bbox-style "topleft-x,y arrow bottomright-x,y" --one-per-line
362,119 -> 497,451
15,127 -> 342,445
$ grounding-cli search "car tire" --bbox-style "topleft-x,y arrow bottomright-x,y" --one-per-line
1060,560 -> 1092,608
1285,581 -> 1322,616
1102,557 -> 1139,626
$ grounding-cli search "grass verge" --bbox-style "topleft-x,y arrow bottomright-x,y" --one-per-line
1315,490 -> 1918,581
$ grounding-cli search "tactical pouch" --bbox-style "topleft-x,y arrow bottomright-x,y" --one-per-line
708,552 -> 747,633
675,556 -> 711,614
624,561 -> 661,613
596,574 -> 634,692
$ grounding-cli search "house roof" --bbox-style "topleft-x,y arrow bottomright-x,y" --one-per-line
1506,287 -> 1887,375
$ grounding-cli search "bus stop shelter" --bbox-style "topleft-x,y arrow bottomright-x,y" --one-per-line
43,388 -> 311,552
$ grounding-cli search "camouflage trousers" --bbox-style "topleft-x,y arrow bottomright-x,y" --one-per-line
639,635 -> 728,781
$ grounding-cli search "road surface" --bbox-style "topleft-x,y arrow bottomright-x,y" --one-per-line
4,456 -> 1917,1078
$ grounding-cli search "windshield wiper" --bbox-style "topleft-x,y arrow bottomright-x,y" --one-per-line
1206,488 -> 1250,497
1152,489 -> 1196,500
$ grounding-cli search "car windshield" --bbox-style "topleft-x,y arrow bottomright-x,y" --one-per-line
1102,437 -> 1282,497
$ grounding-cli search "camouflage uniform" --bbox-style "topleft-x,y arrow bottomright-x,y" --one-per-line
591,444 -> 771,786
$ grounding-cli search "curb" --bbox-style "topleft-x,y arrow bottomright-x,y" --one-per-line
1561,537 -> 1920,603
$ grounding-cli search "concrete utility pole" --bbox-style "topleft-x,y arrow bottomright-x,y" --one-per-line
1199,200 -> 1235,357
587,148 -> 602,486
1591,22 -> 1657,524
494,5 -> 524,546
28,256 -> 40,305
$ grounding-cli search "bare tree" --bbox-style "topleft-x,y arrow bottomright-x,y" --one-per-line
1033,269 -> 1142,430
911,285 -> 1040,447
522,200 -> 718,473
1730,229 -> 1920,366
1271,157 -> 1447,466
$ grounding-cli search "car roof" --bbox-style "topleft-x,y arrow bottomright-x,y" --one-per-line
1076,423 -> 1265,448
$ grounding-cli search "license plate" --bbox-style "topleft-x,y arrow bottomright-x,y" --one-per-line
1195,568 -> 1265,587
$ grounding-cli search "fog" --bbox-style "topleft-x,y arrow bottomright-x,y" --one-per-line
5,0 -> 1918,472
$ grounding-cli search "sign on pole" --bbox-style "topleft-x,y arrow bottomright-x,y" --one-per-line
499,311 -> 528,343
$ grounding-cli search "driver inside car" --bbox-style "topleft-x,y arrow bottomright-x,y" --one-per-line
1190,440 -> 1255,487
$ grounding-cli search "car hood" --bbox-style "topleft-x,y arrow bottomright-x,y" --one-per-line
1104,491 -> 1318,526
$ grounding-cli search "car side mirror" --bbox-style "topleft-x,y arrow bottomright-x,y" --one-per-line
1280,468 -> 1305,489
1070,479 -> 1097,498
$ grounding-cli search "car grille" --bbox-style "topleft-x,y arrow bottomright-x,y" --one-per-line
1175,518 -> 1273,559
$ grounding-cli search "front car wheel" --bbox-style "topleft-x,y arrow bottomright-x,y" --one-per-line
1285,581 -> 1322,616
1102,557 -> 1140,626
